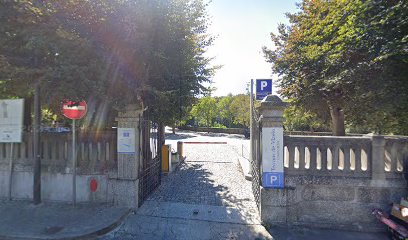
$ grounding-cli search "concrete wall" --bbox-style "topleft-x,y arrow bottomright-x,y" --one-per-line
0,171 -> 108,202
0,104 -> 151,209
0,132 -> 116,203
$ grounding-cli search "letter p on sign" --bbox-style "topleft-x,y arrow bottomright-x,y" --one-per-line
261,81 -> 268,90
256,79 -> 272,100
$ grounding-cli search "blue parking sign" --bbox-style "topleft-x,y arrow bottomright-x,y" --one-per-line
263,172 -> 284,188
256,79 -> 272,100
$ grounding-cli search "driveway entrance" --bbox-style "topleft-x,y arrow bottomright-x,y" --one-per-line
103,130 -> 272,240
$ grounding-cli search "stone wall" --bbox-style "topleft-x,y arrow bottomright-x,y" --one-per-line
260,135 -> 408,232
256,95 -> 408,232
178,126 -> 246,135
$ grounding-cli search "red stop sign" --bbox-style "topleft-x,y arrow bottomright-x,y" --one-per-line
62,101 -> 87,120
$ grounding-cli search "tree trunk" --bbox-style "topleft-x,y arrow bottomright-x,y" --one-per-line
158,122 -> 166,146
172,125 -> 175,134
24,96 -> 33,131
330,106 -> 345,136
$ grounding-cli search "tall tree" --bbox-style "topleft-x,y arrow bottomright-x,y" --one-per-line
0,0 -> 215,132
263,0 -> 408,135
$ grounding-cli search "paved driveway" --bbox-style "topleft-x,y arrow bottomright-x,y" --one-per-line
101,130 -> 272,240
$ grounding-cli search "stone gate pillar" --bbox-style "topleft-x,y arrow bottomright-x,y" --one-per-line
258,95 -> 289,225
108,104 -> 142,208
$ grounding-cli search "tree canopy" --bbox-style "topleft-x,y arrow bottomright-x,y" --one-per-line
0,0 -> 215,128
263,0 -> 408,135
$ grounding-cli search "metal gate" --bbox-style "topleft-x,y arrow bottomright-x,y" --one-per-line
138,117 -> 162,207
250,85 -> 262,211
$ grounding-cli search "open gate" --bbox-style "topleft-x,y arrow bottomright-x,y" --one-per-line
138,116 -> 162,207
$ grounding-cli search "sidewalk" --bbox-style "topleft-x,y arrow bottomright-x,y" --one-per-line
0,200 -> 130,240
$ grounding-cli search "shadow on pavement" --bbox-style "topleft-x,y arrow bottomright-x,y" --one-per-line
268,225 -> 388,240
126,143 -> 270,239
165,132 -> 197,140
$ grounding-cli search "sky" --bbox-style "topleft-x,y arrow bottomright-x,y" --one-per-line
205,0 -> 300,96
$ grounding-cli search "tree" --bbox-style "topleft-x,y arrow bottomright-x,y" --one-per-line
263,0 -> 408,135
0,0 -> 215,133
217,94 -> 235,127
230,94 -> 250,128
190,96 -> 218,127
284,104 -> 330,132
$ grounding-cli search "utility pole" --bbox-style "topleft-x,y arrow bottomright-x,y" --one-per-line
33,83 -> 41,204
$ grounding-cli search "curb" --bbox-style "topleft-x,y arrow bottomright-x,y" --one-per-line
237,156 -> 252,181
76,208 -> 132,240
0,208 -> 132,240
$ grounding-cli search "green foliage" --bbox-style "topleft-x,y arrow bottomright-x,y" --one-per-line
190,96 -> 218,127
41,109 -> 57,126
217,94 -> 235,127
185,94 -> 255,129
284,104 -> 330,132
230,94 -> 250,128
263,0 -> 408,135
0,0 -> 215,128
212,122 -> 226,129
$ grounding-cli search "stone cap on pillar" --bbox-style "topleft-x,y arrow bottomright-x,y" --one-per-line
258,95 -> 288,119
116,103 -> 143,119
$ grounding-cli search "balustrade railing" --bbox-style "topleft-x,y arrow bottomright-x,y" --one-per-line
0,131 -> 116,174
283,135 -> 407,178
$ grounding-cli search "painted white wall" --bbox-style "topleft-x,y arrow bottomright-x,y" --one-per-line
0,170 -> 108,203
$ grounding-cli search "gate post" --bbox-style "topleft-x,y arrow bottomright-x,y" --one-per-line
258,95 -> 289,225
108,104 -> 142,208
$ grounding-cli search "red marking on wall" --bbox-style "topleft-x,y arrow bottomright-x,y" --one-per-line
90,179 -> 98,192
183,142 -> 227,144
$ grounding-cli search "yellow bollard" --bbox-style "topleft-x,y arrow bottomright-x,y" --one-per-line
162,145 -> 170,173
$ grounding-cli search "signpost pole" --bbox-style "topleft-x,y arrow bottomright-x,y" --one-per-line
250,79 -> 254,163
8,143 -> 13,200
72,119 -> 76,206
33,85 -> 41,204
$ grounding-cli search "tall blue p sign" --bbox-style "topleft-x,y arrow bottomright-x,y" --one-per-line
256,79 -> 272,100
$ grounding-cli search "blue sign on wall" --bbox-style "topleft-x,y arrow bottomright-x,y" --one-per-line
256,79 -> 272,100
263,172 -> 284,188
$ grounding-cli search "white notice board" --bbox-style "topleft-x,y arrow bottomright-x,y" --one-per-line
0,99 -> 24,143
262,127 -> 284,188
117,128 -> 136,154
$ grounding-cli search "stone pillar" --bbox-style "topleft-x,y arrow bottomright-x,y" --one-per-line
258,95 -> 290,225
108,104 -> 142,208
370,134 -> 386,186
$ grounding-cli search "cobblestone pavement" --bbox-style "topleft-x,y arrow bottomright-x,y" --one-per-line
148,144 -> 258,219
101,139 -> 272,239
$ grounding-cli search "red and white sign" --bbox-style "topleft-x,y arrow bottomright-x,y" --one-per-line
62,101 -> 87,120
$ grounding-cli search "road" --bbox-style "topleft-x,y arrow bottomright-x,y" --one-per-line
164,127 -> 251,160
100,128 -> 271,240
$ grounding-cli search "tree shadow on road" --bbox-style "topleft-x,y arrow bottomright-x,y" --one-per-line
165,132 -> 197,140
146,146 -> 259,225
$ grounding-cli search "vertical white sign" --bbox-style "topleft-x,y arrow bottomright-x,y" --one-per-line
117,128 -> 136,154
262,127 -> 284,188
0,99 -> 24,143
